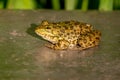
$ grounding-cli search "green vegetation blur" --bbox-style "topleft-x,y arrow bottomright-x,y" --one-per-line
0,0 -> 120,11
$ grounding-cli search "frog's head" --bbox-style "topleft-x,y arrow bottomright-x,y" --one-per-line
35,21 -> 60,43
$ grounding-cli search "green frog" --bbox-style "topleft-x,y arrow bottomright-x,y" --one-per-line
35,20 -> 101,50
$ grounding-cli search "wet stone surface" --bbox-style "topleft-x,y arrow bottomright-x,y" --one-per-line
0,10 -> 120,80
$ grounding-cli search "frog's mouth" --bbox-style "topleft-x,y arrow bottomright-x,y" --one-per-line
35,30 -> 58,44
35,29 -> 54,38
41,34 -> 59,44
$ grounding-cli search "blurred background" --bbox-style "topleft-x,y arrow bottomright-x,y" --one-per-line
0,0 -> 120,11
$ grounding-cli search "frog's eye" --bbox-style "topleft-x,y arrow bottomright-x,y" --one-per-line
42,20 -> 49,25
46,26 -> 51,29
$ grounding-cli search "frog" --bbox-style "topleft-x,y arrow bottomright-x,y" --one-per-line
35,20 -> 101,50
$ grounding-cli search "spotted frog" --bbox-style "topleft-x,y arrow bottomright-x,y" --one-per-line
35,20 -> 101,50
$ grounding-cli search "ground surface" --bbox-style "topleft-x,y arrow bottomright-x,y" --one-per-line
0,10 -> 120,80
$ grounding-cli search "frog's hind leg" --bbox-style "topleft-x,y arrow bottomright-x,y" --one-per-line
77,30 -> 101,50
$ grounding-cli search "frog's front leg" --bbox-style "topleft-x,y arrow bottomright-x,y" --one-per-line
46,40 -> 70,50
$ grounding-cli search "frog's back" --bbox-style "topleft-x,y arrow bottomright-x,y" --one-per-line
52,21 -> 93,41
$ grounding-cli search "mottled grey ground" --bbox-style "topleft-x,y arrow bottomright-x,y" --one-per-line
0,10 -> 120,80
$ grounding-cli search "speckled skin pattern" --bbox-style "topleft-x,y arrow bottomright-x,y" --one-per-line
35,20 -> 101,50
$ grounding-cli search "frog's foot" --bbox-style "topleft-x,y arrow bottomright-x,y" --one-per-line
69,45 -> 98,50
45,43 -> 55,49
46,40 -> 70,50
67,46 -> 83,50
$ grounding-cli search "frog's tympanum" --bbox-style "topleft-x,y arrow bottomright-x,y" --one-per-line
35,20 -> 101,50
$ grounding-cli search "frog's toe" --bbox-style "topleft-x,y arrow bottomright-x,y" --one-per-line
45,44 -> 54,49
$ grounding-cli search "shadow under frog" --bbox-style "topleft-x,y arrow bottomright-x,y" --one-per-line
26,23 -> 46,41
